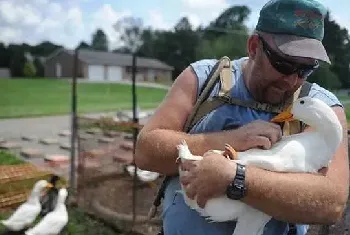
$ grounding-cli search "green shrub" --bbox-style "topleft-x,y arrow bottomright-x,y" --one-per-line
23,62 -> 37,77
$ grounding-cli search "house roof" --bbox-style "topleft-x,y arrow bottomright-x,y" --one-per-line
47,48 -> 174,71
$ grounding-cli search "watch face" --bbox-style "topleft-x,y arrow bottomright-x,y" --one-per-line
226,182 -> 245,200
234,181 -> 244,190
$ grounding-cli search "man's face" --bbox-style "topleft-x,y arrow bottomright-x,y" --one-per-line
248,34 -> 319,105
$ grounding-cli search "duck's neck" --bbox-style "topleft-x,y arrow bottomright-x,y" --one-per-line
54,197 -> 66,210
54,203 -> 64,211
312,117 -> 343,155
27,190 -> 40,204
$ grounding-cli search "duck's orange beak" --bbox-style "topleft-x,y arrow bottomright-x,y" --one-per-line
270,105 -> 295,123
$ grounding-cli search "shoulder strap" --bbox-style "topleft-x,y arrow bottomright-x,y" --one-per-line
184,56 -> 232,132
298,81 -> 312,98
189,95 -> 286,128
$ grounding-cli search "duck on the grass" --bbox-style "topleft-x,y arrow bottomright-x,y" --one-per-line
25,188 -> 69,235
177,96 -> 343,235
1,180 -> 53,232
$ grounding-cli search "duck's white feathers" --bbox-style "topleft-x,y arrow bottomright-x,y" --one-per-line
1,202 -> 41,231
24,206 -> 68,235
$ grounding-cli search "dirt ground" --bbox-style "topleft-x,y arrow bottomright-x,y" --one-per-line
76,121 -> 162,235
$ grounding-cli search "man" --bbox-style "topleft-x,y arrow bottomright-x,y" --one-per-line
135,0 -> 349,234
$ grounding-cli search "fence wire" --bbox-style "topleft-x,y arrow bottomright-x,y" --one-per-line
75,116 -> 162,235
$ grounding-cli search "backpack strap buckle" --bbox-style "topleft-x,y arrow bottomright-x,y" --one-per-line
218,57 -> 233,96
220,94 -> 232,103
253,102 -> 269,112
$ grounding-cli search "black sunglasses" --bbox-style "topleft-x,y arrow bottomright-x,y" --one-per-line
258,35 -> 319,78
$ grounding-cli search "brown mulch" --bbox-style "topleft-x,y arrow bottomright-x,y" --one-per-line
77,170 -> 163,235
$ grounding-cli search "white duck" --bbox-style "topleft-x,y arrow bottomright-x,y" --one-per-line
25,188 -> 69,235
177,96 -> 343,235
125,165 -> 160,187
1,180 -> 53,231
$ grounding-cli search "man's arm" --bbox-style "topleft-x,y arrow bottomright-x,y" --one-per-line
242,106 -> 349,224
135,66 -> 283,175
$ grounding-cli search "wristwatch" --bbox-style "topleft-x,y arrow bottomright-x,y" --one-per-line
226,163 -> 247,200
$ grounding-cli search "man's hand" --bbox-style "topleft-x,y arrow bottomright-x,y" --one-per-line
180,152 -> 236,208
230,120 -> 282,151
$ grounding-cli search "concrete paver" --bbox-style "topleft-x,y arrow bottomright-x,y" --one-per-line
0,115 -> 74,179
20,148 -> 44,158
0,111 -> 152,180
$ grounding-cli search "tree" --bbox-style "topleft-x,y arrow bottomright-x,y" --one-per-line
30,41 -> 62,56
203,5 -> 251,40
323,12 -> 350,88
138,18 -> 200,80
8,44 -> 26,77
308,62 -> 342,90
137,28 -> 158,57
196,33 -> 248,60
91,29 -> 109,51
76,41 -> 90,50
0,43 -> 10,68
171,18 -> 200,78
23,62 -> 36,77
114,17 -> 143,53
195,5 -> 250,64
113,46 -> 132,53
174,17 -> 193,31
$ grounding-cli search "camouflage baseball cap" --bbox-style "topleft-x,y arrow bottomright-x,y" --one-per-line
256,0 -> 330,63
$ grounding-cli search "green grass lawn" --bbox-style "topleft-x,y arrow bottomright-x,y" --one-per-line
0,78 -> 168,119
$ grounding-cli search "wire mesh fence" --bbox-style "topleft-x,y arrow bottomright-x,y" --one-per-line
75,115 -> 162,235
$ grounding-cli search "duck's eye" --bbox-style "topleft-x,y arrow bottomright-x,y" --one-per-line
300,100 -> 305,104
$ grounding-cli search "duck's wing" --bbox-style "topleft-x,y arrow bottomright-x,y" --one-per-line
25,210 -> 68,235
6,202 -> 40,224
236,133 -> 329,173
202,196 -> 245,222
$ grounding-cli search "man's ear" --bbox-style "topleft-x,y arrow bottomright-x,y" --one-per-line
247,35 -> 260,60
